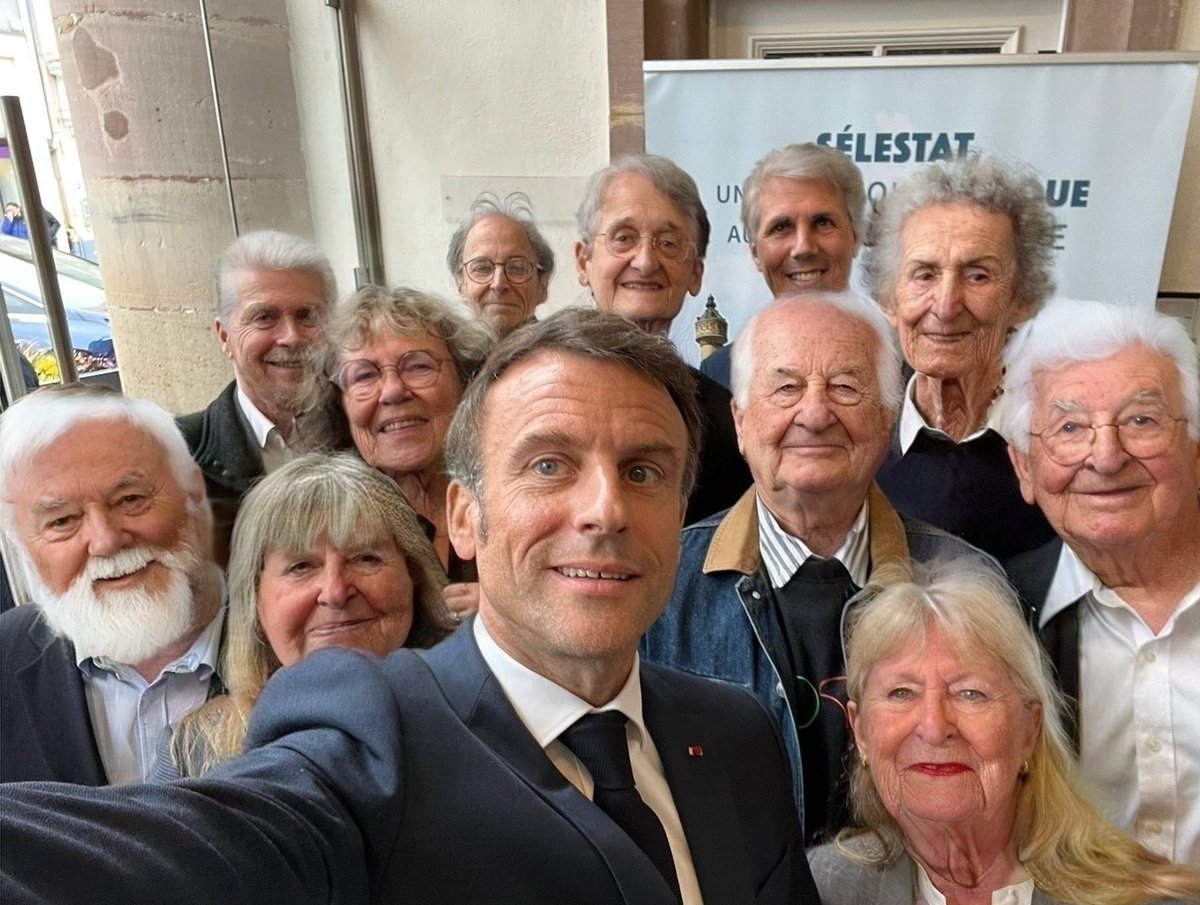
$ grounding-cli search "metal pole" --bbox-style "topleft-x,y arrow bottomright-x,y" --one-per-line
198,0 -> 240,234
0,286 -> 30,405
328,0 -> 384,287
1,95 -> 77,384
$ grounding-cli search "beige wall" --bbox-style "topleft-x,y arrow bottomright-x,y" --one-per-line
290,0 -> 612,314
1161,0 -> 1200,294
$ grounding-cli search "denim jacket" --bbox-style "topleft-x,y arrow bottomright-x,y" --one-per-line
641,484 -> 989,828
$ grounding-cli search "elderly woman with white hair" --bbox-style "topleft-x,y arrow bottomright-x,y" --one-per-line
808,557 -> 1200,905
993,298 -> 1200,866
865,153 -> 1059,560
171,454 -> 454,777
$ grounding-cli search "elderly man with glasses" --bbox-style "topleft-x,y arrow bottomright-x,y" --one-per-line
573,153 -> 751,524
993,298 -> 1200,866
447,192 -> 554,338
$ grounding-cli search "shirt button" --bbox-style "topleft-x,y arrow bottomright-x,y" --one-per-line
751,590 -> 762,600
775,682 -> 786,698
1143,649 -> 1157,664
1146,821 -> 1163,835
1147,738 -> 1162,753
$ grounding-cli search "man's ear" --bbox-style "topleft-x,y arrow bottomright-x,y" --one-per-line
732,398 -> 746,458
687,256 -> 704,297
1008,445 -> 1038,506
574,241 -> 591,288
446,481 -> 480,561
214,318 -> 233,362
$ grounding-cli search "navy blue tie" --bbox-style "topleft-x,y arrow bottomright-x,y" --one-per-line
559,712 -> 681,900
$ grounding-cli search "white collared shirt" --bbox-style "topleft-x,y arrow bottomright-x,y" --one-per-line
915,861 -> 1034,905
1040,544 -> 1200,865
756,495 -> 870,589
78,608 -> 226,785
235,384 -> 281,451
474,617 -> 703,904
899,374 -> 993,453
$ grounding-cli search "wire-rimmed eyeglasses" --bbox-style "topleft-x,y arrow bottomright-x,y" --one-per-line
461,256 -> 541,285
332,350 -> 449,398
595,228 -> 695,262
1029,409 -> 1187,466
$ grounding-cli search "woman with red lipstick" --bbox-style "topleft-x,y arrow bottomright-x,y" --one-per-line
168,454 -> 455,777
807,559 -> 1200,905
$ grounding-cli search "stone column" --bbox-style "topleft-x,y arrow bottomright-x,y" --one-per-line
1061,0 -> 1181,50
45,0 -> 314,412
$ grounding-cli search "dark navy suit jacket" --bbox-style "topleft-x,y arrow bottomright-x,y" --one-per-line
177,380 -> 265,566
1,623 -> 818,905
1,606 -> 108,784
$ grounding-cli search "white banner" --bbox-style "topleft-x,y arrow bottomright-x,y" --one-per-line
644,55 -> 1198,365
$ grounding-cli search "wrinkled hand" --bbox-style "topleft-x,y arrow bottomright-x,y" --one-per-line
442,581 -> 480,626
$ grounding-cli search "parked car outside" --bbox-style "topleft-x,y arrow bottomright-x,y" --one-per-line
0,234 -> 117,382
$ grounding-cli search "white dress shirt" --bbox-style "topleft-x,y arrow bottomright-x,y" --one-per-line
1040,544 -> 1200,865
756,495 -> 870,589
235,385 -> 292,472
915,861 -> 1034,905
474,617 -> 704,904
77,608 -> 225,785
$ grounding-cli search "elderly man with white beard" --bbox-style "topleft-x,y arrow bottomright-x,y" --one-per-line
0,384 -> 224,785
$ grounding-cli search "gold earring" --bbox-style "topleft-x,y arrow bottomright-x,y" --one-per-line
1020,761 -> 1030,777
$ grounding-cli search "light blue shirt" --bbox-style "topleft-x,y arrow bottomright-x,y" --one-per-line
77,608 -> 225,785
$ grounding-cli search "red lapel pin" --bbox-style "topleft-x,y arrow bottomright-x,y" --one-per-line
687,745 -> 704,758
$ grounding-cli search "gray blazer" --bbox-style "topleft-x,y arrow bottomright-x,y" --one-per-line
807,838 -> 1061,905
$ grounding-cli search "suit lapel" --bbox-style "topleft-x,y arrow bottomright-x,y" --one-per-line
419,625 -> 677,904
12,613 -> 107,784
642,666 -> 754,905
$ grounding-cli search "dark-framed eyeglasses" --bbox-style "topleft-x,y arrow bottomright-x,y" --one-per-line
595,228 -> 694,262
1029,408 -> 1188,466
332,350 -> 450,398
461,256 -> 541,285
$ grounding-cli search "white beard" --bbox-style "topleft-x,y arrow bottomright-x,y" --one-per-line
26,537 -> 204,667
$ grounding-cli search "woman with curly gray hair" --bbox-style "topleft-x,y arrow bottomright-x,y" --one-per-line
864,153 -> 1058,560
326,286 -> 493,615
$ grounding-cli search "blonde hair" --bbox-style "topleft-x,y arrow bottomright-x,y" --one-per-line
173,454 -> 453,776
838,558 -> 1200,905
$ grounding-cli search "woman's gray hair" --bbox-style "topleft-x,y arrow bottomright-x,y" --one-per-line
992,299 -> 1200,453
174,453 -> 453,776
445,308 -> 701,504
837,557 -> 1200,903
445,191 -> 555,280
740,143 -> 867,243
215,230 -> 337,323
730,291 -> 903,413
224,453 -> 453,686
327,285 -> 494,386
861,153 -> 1057,317
575,153 -> 711,259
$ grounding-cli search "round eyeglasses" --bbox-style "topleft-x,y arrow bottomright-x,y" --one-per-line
1029,409 -> 1187,466
333,350 -> 449,398
461,256 -> 540,285
595,228 -> 694,262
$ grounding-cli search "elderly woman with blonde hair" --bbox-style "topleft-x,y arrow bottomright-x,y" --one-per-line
171,453 -> 455,777
807,558 -> 1200,905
